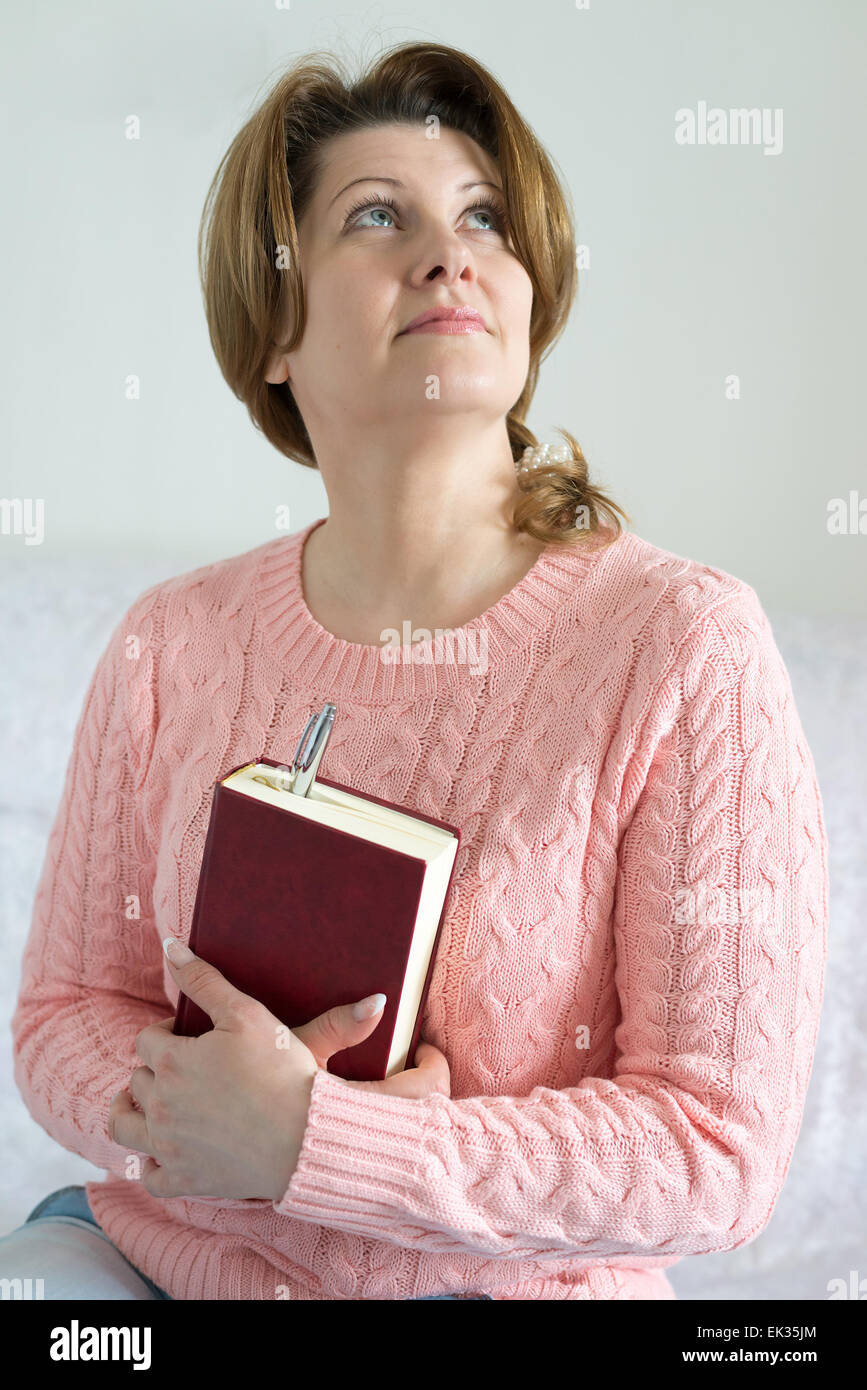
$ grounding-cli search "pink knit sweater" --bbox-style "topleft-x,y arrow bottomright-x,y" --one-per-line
12,516 -> 828,1301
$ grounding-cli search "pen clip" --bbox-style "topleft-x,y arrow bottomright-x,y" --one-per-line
289,702 -> 337,797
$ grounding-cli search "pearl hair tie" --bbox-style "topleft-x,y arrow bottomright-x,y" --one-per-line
516,441 -> 573,477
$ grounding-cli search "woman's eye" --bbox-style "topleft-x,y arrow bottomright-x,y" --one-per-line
345,200 -> 505,233
466,209 -> 501,231
354,206 -> 396,228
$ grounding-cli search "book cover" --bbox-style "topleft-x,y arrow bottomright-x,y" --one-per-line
172,755 -> 461,1082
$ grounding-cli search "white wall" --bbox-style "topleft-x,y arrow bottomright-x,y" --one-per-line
2,0 -> 864,615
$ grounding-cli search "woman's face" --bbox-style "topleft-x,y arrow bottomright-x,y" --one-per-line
269,122 -> 534,443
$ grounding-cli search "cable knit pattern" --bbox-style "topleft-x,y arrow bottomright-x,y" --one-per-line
10,516 -> 828,1301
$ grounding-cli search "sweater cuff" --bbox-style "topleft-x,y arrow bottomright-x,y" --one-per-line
273,1066 -> 433,1228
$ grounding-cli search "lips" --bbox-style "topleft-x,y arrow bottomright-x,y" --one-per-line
400,305 -> 487,333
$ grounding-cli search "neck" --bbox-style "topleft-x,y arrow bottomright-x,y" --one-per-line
303,431 -> 544,611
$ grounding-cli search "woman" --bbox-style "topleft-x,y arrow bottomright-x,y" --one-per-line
5,41 -> 827,1301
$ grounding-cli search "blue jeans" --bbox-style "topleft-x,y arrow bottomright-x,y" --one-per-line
2,1185 -> 491,1299
0,1184 -> 173,1299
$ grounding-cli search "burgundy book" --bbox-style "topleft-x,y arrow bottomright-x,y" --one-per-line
172,705 -> 461,1082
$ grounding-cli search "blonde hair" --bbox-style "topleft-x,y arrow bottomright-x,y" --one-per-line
198,40 -> 630,549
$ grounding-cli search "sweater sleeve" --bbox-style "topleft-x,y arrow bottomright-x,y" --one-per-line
272,588 -> 829,1261
10,592 -> 172,1181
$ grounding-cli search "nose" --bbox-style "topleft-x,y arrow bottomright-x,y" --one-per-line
410,226 -> 478,287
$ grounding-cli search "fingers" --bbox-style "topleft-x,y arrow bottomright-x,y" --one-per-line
345,1041 -> 451,1099
292,996 -> 387,1070
135,1018 -> 191,1069
128,1065 -> 155,1109
411,1041 -> 451,1097
107,1087 -> 152,1153
162,944 -> 260,1032
139,1155 -> 170,1198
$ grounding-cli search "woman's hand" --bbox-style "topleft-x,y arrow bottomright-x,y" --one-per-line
107,940 -> 450,1203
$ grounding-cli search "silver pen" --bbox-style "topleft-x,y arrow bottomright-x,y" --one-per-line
288,702 -> 337,797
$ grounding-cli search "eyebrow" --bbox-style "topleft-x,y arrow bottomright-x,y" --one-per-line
328,177 -> 503,211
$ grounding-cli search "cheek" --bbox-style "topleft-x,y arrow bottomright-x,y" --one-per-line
485,255 -> 534,333
308,278 -> 388,356
506,262 -> 535,322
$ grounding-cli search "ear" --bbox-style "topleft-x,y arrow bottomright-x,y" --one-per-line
264,351 -> 290,386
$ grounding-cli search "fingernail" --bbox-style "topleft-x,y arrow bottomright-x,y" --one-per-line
353,993 -> 386,1021
163,937 -> 195,965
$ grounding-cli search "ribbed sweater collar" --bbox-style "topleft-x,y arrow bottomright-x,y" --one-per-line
254,516 -> 624,701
